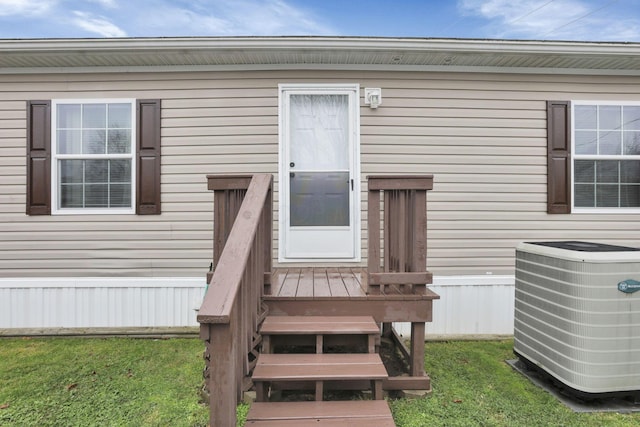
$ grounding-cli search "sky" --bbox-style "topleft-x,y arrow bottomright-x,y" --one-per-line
0,0 -> 639,42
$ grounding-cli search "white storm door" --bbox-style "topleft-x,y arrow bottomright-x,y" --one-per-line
279,85 -> 360,261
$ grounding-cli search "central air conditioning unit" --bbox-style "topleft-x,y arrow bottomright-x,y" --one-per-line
514,241 -> 640,397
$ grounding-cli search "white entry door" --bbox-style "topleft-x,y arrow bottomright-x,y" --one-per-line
279,84 -> 360,262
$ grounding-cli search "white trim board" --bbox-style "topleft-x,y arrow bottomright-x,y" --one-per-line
0,277 -> 207,289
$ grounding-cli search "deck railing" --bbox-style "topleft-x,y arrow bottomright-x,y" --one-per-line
367,175 -> 435,378
198,173 -> 273,426
367,175 -> 434,295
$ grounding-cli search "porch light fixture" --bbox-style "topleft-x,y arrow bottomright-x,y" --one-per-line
364,88 -> 382,109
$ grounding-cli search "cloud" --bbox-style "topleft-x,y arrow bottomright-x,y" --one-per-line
71,10 -> 127,37
0,0 -> 56,16
216,0 -> 334,35
135,0 -> 334,36
458,0 -> 640,41
0,0 -> 333,38
87,0 -> 118,8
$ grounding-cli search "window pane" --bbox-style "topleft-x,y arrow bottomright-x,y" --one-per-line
110,183 -> 131,207
110,159 -> 131,183
290,94 -> 349,170
574,160 -> 594,183
58,159 -> 132,209
108,104 -> 131,128
621,161 -> 640,184
85,184 -> 108,207
598,130 -> 621,155
575,131 -> 597,154
621,185 -> 640,207
83,129 -> 106,154
85,160 -> 108,183
574,105 -> 596,129
623,106 -> 640,131
599,105 -> 621,130
107,129 -> 131,154
60,184 -> 83,208
57,104 -> 81,128
82,104 -> 106,128
290,172 -> 349,226
575,184 -> 595,207
60,160 -> 83,184
624,131 -> 640,155
596,160 -> 618,183
596,184 -> 619,207
57,129 -> 81,154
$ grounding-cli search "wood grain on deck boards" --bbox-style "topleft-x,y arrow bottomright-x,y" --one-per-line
296,268 -> 315,297
272,267 -> 368,298
269,267 -> 437,300
326,267 -> 350,297
340,268 -> 366,297
253,353 -> 387,381
246,419 -> 394,426
260,315 -> 379,334
276,268 -> 301,297
313,269 -> 332,297
246,400 -> 394,424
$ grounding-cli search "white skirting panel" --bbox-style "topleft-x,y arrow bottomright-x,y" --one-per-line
1,276 -> 515,337
0,278 -> 206,329
395,275 -> 516,338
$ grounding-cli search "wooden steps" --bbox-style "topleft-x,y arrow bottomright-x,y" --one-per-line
245,401 -> 395,426
247,315 -> 395,426
260,315 -> 380,354
253,353 -> 387,401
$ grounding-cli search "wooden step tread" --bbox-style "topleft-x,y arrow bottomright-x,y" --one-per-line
253,353 -> 388,381
246,401 -> 395,426
261,315 -> 379,335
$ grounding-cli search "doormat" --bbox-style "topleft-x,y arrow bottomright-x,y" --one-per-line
507,359 -> 640,413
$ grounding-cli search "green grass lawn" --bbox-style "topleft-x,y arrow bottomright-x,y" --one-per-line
1,337 -> 638,426
0,337 -> 209,426
390,340 -> 640,427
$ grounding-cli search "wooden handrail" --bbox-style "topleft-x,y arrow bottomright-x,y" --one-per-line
367,175 -> 434,295
198,173 -> 273,426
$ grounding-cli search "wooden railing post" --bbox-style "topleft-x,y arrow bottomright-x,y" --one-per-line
200,322 -> 236,425
199,174 -> 273,427
367,175 -> 434,294
367,175 -> 434,380
206,175 -> 252,284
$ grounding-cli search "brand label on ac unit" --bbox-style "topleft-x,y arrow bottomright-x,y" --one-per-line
618,279 -> 640,294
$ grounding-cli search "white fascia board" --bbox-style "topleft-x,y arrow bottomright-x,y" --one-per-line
1,37 -> 639,60
2,64 -> 640,77
1,36 -> 639,54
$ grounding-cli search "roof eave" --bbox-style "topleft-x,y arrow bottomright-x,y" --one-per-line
1,36 -> 639,74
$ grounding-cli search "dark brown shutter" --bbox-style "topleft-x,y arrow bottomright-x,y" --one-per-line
547,101 -> 571,214
26,100 -> 51,215
136,99 -> 161,215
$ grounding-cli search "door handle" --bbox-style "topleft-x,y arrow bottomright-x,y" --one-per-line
351,179 -> 354,191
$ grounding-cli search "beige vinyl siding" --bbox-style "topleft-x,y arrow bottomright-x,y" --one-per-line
2,70 -> 640,277
359,72 -> 640,275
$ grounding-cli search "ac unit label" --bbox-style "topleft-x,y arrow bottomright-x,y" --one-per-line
618,279 -> 640,294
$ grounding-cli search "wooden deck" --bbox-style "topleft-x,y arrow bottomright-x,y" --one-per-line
269,267 -> 366,298
268,267 -> 438,301
265,267 -> 439,324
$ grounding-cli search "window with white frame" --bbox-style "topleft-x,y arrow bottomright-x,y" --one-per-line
52,100 -> 135,213
573,102 -> 640,210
